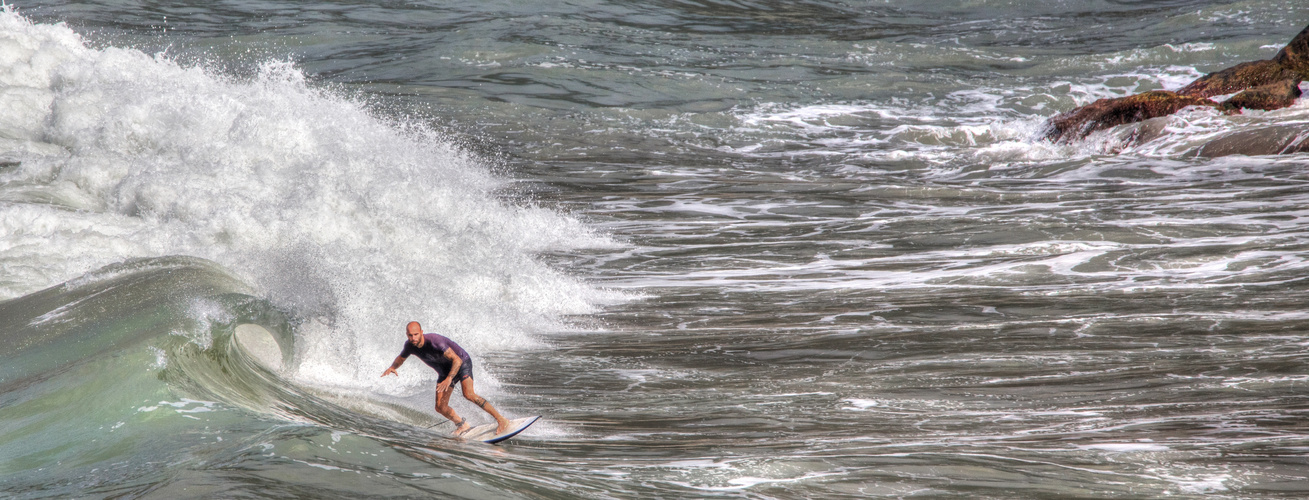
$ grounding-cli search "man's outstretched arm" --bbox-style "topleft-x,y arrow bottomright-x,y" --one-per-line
381,355 -> 406,377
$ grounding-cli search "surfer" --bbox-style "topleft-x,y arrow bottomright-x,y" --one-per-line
381,321 -> 511,436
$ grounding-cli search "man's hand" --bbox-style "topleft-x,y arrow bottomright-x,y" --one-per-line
382,355 -> 406,377
435,347 -> 461,394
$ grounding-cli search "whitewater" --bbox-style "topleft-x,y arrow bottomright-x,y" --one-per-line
4,1 -> 1309,498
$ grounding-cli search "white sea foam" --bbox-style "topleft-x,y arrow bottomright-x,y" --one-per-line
1081,443 -> 1169,452
0,9 -> 618,400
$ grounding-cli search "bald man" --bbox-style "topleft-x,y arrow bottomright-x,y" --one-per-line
381,321 -> 511,435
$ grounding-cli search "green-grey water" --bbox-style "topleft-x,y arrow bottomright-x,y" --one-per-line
3,1 -> 1309,498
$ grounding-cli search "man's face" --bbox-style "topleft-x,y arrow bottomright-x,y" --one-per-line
406,326 -> 424,346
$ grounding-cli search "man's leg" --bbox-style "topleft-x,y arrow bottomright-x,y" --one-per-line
435,382 -> 470,435
460,378 -> 511,434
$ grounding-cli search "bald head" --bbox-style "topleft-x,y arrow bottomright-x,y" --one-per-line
405,321 -> 424,346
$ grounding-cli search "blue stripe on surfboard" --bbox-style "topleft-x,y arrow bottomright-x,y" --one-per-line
484,416 -> 540,444
458,415 -> 541,443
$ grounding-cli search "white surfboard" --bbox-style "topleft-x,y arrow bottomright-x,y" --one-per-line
460,416 -> 540,444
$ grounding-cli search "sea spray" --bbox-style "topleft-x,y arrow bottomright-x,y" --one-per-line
0,7 -> 615,400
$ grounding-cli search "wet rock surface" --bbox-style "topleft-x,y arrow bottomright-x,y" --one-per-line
1176,60 -> 1298,99
1195,124 -> 1309,157
1272,24 -> 1309,75
1218,79 -> 1303,114
1044,91 -> 1215,144
1045,24 -> 1309,143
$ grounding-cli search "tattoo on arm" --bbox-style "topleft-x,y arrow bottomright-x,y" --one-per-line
443,348 -> 462,370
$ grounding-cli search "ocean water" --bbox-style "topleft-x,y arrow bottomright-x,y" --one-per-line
3,1 -> 1309,498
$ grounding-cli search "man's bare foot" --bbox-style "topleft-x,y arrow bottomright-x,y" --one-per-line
495,420 -> 511,435
453,423 -> 473,437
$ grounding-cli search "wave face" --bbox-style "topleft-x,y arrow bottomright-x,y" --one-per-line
0,8 -> 607,385
6,2 -> 1309,499
0,9 -> 614,496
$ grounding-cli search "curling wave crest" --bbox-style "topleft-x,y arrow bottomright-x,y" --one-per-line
0,8 -> 615,398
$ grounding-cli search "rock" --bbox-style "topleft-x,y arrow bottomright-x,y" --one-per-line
1195,124 -> 1309,157
1108,116 -> 1170,146
1178,24 -> 1309,99
1176,60 -> 1300,98
1218,79 -> 1302,113
1043,23 -> 1309,144
1272,24 -> 1309,76
1044,91 -> 1216,143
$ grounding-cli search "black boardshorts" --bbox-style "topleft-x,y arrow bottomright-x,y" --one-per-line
437,358 -> 473,385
